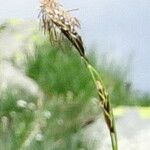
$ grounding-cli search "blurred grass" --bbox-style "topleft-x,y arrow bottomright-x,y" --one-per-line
0,89 -> 36,150
0,89 -> 97,150
0,23 -> 7,33
26,40 -> 150,106
26,42 -> 96,102
0,21 -> 150,150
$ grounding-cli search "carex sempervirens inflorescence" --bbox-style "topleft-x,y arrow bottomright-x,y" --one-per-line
40,0 -> 85,58
40,1 -> 118,149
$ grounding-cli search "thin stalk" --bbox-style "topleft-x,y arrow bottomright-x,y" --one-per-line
82,57 -> 118,150
109,107 -> 118,150
39,1 -> 118,149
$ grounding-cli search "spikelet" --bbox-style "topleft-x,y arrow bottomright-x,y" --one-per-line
40,0 -> 85,57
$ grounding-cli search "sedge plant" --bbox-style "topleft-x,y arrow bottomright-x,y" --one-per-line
39,0 -> 118,149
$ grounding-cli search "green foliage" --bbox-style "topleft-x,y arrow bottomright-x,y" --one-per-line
0,23 -> 7,33
26,41 -> 96,101
0,89 -> 96,150
0,40 -> 99,149
0,30 -> 150,150
0,89 -> 36,150
25,95 -> 93,150
27,39 -> 145,107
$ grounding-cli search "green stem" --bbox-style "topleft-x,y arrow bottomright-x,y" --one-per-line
110,106 -> 118,150
82,57 -> 118,150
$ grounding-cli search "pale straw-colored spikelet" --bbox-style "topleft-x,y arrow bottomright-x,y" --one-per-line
40,0 -> 85,57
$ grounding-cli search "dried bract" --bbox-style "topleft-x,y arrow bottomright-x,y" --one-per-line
40,0 -> 85,57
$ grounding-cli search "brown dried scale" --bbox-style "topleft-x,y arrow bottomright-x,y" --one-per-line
40,0 -> 85,57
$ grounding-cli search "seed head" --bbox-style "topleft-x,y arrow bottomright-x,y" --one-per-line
40,0 -> 85,57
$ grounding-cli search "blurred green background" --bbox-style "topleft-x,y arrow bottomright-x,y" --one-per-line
0,20 -> 150,150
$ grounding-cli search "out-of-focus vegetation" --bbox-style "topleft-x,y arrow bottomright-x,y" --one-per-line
0,21 -> 150,150
26,40 -> 150,106
0,23 -> 7,33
